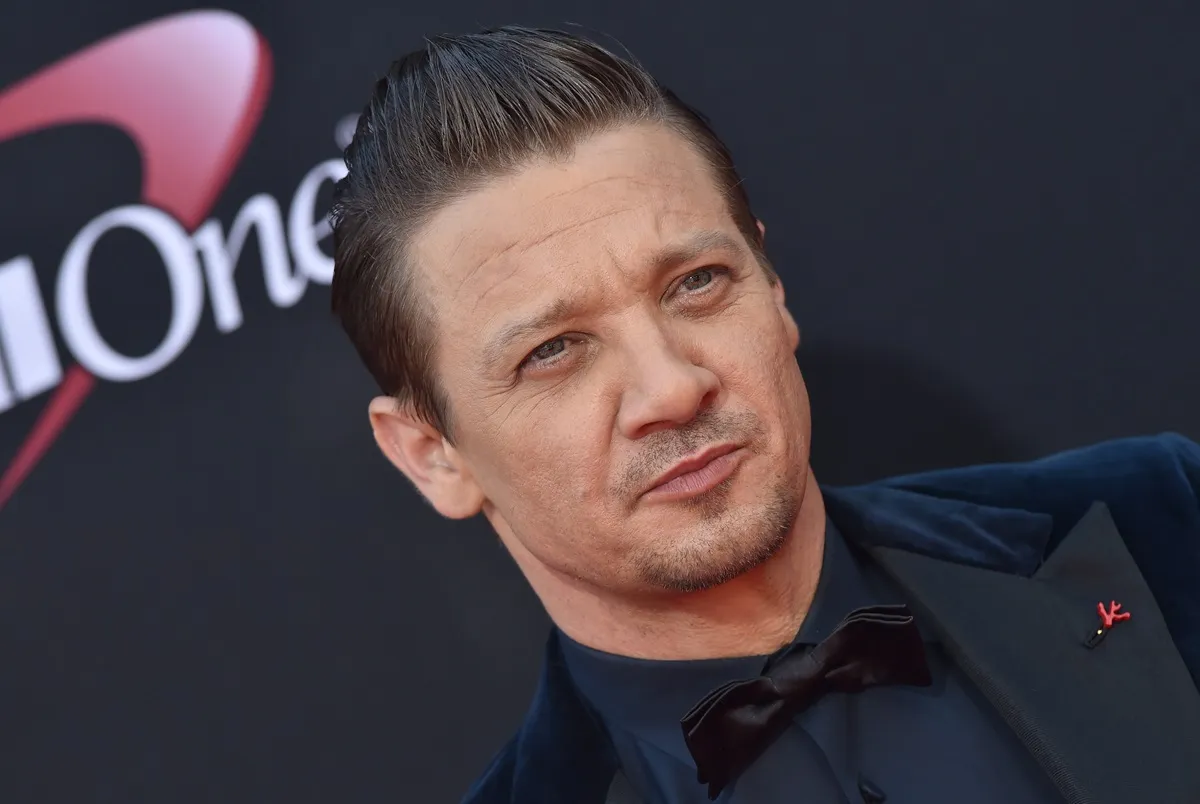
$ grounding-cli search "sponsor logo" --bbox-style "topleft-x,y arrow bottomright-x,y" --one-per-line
0,10 -> 348,511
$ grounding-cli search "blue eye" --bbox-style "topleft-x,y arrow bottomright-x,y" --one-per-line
529,338 -> 566,362
680,269 -> 714,292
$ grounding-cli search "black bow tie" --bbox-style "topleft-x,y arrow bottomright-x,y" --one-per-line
680,604 -> 932,800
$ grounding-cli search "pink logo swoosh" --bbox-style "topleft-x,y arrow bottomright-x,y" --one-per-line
0,10 -> 273,512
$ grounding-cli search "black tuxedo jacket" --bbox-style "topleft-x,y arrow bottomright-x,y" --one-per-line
462,433 -> 1200,804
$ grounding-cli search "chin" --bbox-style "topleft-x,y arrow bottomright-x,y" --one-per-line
632,486 -> 800,593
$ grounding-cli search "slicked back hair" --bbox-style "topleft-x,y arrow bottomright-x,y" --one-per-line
330,26 -> 772,440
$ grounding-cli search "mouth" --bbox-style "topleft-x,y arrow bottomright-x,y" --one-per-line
642,444 -> 744,502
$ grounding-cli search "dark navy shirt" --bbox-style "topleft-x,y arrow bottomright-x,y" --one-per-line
559,519 -> 1063,803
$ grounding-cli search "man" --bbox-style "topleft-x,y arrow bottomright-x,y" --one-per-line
329,26 -> 1200,804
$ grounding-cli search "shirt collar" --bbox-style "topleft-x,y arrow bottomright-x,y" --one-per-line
558,517 -> 884,765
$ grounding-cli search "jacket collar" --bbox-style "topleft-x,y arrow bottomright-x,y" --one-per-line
469,435 -> 1200,804
495,483 -> 1055,804
867,501 -> 1200,803
554,517 -> 885,768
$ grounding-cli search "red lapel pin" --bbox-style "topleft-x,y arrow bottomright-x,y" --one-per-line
1085,600 -> 1131,648
1098,600 -> 1131,628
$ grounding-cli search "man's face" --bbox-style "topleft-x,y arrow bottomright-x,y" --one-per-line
396,123 -> 810,595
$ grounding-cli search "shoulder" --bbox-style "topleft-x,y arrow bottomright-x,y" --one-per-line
840,432 -> 1200,580
1015,431 -> 1199,493
1011,431 -> 1200,523
459,738 -> 517,804
877,432 -> 1200,524
458,631 -> 621,804
854,433 -> 1200,683
877,431 -> 1200,611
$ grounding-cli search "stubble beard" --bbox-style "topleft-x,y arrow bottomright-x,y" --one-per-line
631,468 -> 803,593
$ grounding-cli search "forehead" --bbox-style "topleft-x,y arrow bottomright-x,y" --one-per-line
411,123 -> 740,330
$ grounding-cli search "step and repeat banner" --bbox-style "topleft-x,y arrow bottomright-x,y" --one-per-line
2,1 -> 1199,801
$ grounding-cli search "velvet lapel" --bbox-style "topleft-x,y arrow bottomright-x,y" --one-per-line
868,502 -> 1200,804
507,632 -> 621,804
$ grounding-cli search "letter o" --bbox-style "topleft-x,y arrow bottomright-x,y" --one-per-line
57,205 -> 204,382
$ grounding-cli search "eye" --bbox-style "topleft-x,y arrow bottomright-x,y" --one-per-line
673,266 -> 734,299
520,337 -> 569,371
680,268 -> 716,292
529,338 -> 566,361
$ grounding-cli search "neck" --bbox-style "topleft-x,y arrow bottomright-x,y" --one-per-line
519,468 -> 827,661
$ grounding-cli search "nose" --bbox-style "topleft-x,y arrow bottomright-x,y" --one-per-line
616,330 -> 720,440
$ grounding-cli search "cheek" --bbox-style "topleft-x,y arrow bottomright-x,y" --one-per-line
482,396 -> 613,506
708,304 -> 794,385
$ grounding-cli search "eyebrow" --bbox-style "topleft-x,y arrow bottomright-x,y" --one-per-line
479,229 -> 745,370
481,297 -> 587,370
651,229 -> 744,268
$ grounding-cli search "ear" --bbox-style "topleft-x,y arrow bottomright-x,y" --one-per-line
754,219 -> 799,350
367,396 -> 484,519
768,273 -> 800,355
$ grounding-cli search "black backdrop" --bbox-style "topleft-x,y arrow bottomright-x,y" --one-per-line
2,2 -> 1199,801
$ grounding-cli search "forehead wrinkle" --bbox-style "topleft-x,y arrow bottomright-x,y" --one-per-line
446,157 -> 698,297
469,259 -> 533,315
508,204 -> 632,261
460,204 -> 633,307
444,229 -> 477,275
449,174 -> 647,295
540,172 -> 674,203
